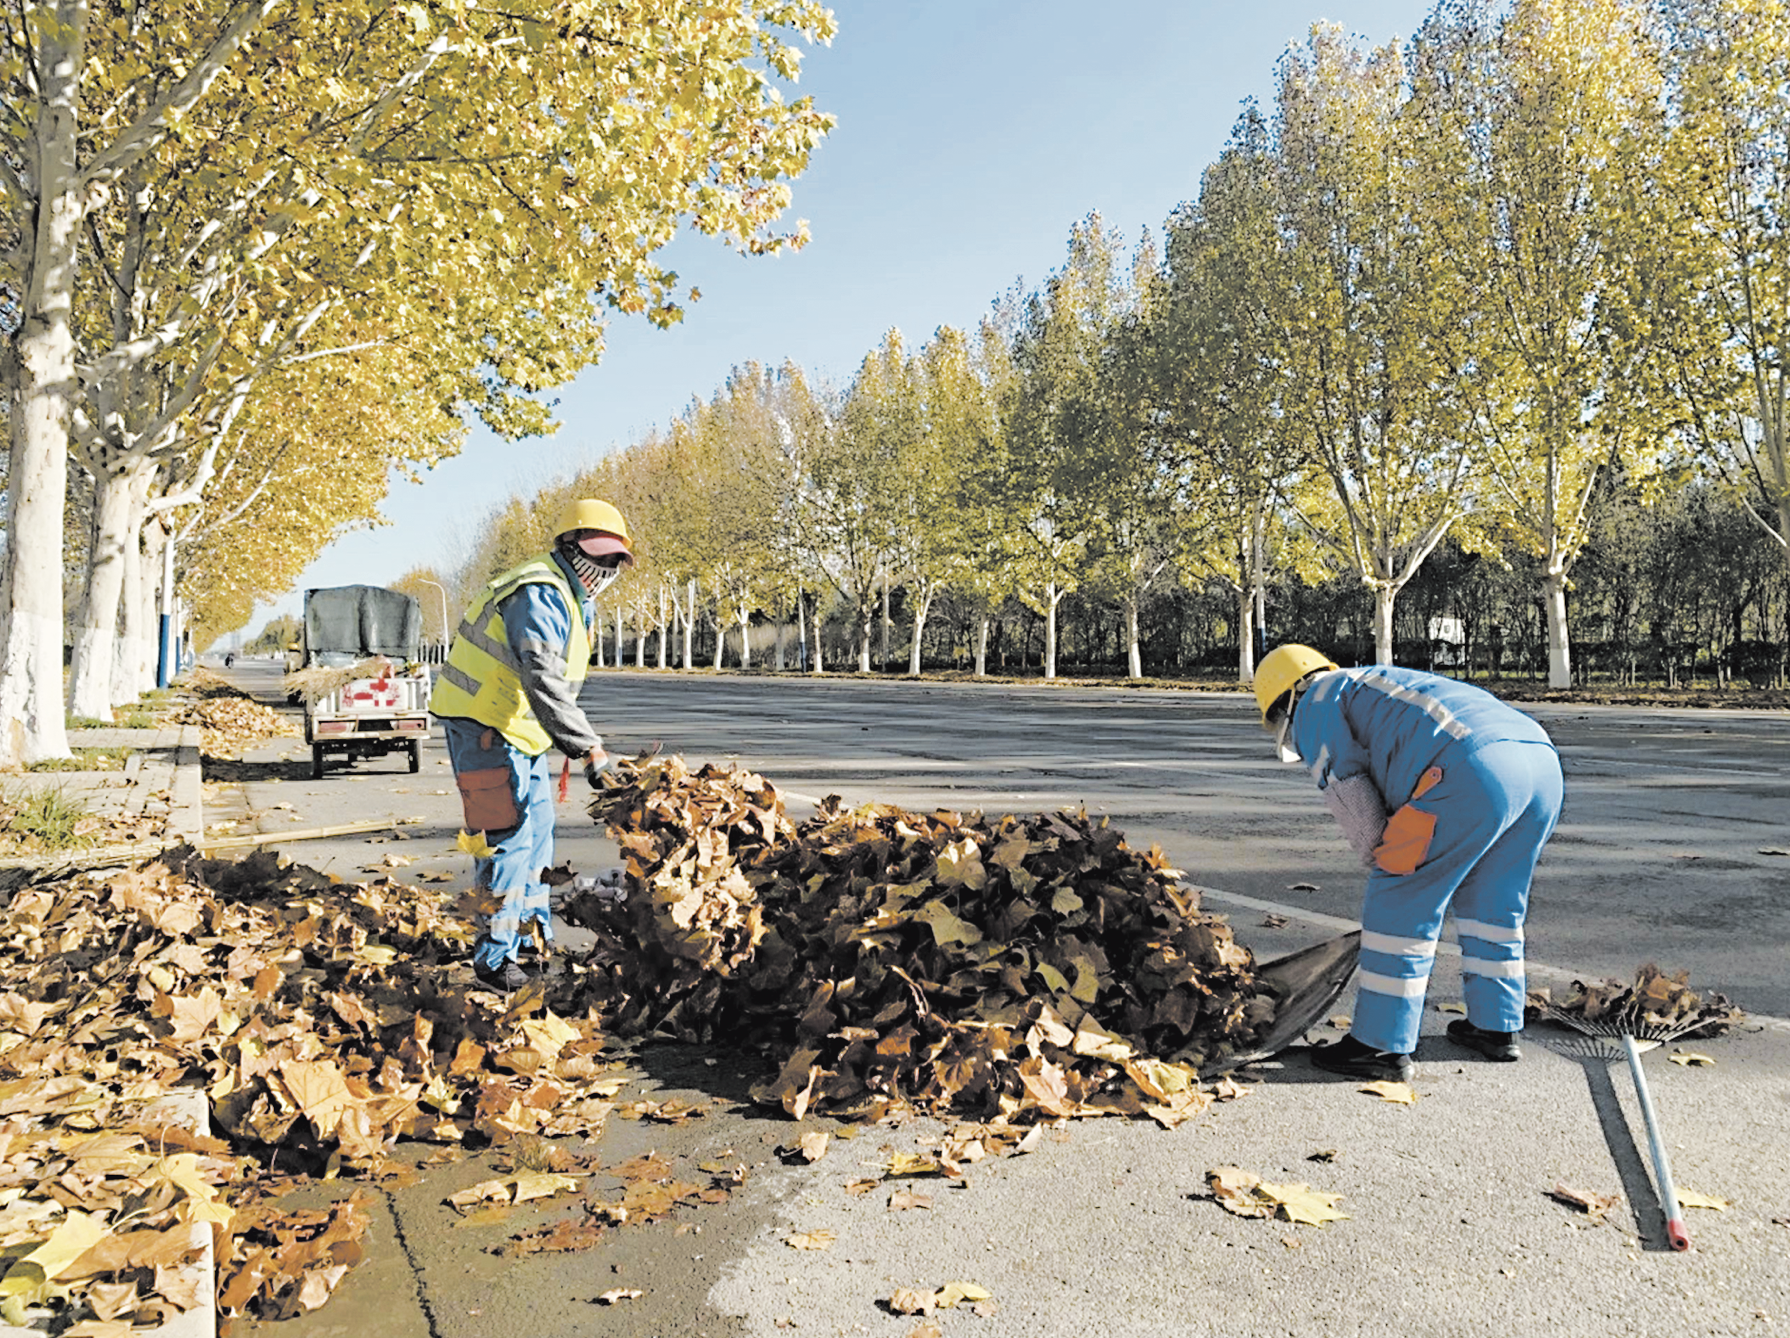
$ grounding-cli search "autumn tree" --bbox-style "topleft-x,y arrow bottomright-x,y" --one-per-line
1412,0 -> 1671,687
1273,24 -> 1476,664
1656,0 -> 1790,593
0,0 -> 835,764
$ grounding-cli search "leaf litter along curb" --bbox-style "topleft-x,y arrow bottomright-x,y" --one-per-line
0,846 -> 624,1329
0,750 -> 1331,1330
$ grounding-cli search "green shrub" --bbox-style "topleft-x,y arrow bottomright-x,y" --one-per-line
65,715 -> 111,730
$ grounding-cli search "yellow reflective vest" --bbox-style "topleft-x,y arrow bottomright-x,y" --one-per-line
430,555 -> 591,755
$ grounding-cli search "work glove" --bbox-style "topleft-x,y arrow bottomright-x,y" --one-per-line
583,746 -> 611,790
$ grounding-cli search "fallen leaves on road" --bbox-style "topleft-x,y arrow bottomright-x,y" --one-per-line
594,1288 -> 643,1304
888,1282 -> 992,1315
1207,1167 -> 1350,1227
1677,1190 -> 1730,1211
1667,1051 -> 1715,1067
785,1229 -> 836,1251
1547,1185 -> 1622,1221
1358,1081 -> 1418,1105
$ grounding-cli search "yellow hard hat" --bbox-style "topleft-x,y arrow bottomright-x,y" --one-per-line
1253,643 -> 1339,724
553,498 -> 632,561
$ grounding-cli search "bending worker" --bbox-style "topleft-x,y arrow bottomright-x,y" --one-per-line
1254,644 -> 1564,1083
431,499 -> 632,991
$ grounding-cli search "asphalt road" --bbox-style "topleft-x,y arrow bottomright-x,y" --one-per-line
206,661 -> 1790,1338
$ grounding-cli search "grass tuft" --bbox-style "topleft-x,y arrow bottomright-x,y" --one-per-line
0,784 -> 97,851
27,747 -> 136,773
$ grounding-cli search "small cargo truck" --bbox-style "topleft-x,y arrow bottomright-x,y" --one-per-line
292,585 -> 433,778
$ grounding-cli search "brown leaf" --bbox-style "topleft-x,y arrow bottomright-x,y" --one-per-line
785,1229 -> 835,1251
1547,1185 -> 1622,1221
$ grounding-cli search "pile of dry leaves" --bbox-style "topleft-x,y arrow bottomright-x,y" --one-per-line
173,675 -> 300,760
0,847 -> 625,1328
565,755 -> 1278,1129
1528,964 -> 1744,1040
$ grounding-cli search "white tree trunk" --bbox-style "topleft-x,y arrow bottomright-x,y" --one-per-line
880,573 -> 890,672
1124,593 -> 1142,679
1373,582 -> 1396,665
737,602 -> 751,670
975,615 -> 989,677
614,605 -> 623,666
713,614 -> 726,670
635,603 -> 647,668
657,585 -> 668,668
811,596 -> 825,674
857,609 -> 872,673
796,591 -> 808,672
69,459 -> 152,719
1043,580 -> 1060,680
114,470 -> 157,701
684,578 -> 696,669
1543,565 -> 1572,689
0,7 -> 86,765
1236,582 -> 1256,683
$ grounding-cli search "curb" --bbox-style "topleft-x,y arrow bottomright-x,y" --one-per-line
162,724 -> 204,846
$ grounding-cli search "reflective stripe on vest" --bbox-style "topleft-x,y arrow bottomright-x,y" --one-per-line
429,556 -> 591,755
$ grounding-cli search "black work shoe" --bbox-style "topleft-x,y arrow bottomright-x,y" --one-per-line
472,959 -> 536,992
1310,1035 -> 1415,1083
1446,1018 -> 1521,1062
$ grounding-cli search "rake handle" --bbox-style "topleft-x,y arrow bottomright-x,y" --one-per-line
1621,1034 -> 1690,1251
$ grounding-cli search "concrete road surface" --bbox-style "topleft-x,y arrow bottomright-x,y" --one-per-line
207,664 -> 1789,1338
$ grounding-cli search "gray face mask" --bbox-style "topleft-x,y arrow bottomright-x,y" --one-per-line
561,541 -> 623,599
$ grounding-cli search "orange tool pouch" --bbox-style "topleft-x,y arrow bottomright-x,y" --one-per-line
457,767 -> 520,835
1373,765 -> 1442,876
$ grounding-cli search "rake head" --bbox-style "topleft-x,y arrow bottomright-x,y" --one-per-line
1527,964 -> 1745,1046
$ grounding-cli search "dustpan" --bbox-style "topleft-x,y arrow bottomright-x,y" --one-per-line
1201,929 -> 1362,1077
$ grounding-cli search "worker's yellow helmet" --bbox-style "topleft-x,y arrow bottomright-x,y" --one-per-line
553,498 -> 632,562
1253,643 -> 1339,724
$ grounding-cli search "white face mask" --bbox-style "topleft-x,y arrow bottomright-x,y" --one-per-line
1272,710 -> 1301,763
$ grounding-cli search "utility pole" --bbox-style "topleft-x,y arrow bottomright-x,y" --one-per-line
414,579 -> 451,663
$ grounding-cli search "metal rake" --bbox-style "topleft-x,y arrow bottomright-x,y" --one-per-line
1535,998 -> 1717,1252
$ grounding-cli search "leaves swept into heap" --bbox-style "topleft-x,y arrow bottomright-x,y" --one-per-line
1528,964 -> 1744,1040
0,847 -> 625,1326
172,674 -> 300,760
572,756 -> 1280,1127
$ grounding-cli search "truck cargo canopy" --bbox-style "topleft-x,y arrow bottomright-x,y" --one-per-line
304,585 -> 423,665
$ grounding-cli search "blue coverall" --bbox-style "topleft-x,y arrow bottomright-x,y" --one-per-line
442,560 -> 599,973
1287,666 -> 1564,1055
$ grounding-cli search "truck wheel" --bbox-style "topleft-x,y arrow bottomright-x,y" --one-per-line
408,740 -> 421,773
311,744 -> 326,779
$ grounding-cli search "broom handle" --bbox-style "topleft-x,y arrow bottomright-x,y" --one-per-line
1621,1034 -> 1690,1251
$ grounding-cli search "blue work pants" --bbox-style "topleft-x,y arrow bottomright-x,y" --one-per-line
1353,740 -> 1564,1054
441,719 -> 557,971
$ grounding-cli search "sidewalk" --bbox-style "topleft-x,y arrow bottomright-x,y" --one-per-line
4,723 -> 204,853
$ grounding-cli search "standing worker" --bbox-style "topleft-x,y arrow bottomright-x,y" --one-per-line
431,499 -> 633,990
1254,644 -> 1564,1082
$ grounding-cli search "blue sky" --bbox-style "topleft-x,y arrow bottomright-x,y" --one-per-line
249,0 -> 1439,632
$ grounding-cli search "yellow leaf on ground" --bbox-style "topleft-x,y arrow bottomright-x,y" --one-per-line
456,830 -> 496,857
1677,1190 -> 1730,1211
1358,1081 -> 1418,1105
23,1210 -> 108,1279
885,1152 -> 944,1178
785,1229 -> 835,1250
595,1288 -> 644,1304
888,1287 -> 933,1315
798,1131 -> 829,1162
1258,1181 -> 1350,1226
1667,1051 -> 1715,1067
934,1282 -> 992,1309
511,1172 -> 581,1204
